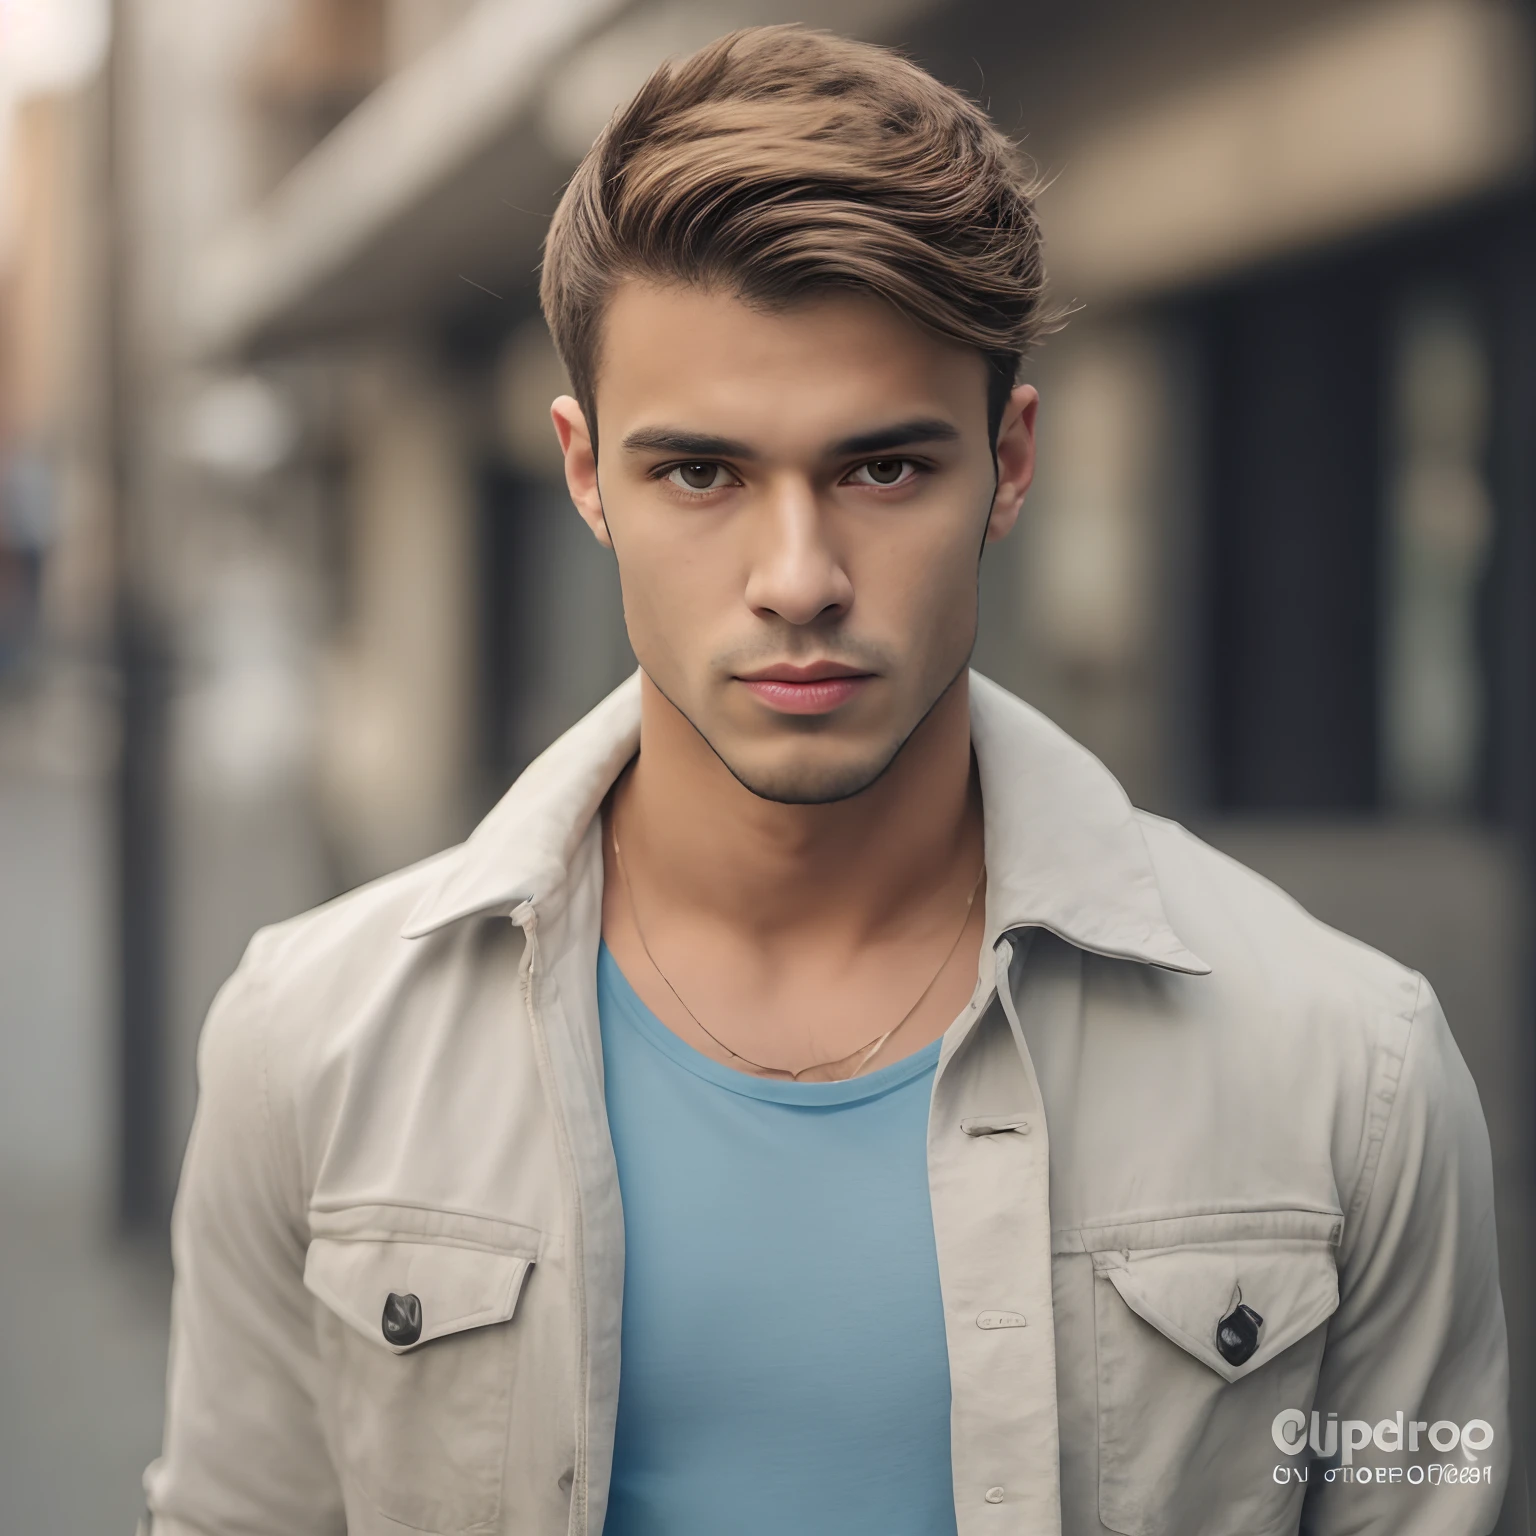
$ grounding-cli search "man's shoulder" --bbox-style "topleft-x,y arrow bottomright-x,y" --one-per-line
1133,809 -> 1425,1039
189,839 -> 563,1245
246,846 -> 462,983
215,844 -> 494,1064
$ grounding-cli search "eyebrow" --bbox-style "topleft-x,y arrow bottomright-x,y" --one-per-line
828,418 -> 960,456
619,416 -> 961,461
620,427 -> 756,458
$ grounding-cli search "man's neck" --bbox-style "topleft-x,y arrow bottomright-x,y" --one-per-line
609,670 -> 982,949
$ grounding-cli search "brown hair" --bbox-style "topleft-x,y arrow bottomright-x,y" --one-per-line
539,25 -> 1056,451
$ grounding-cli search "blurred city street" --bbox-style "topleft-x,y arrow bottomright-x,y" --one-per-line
0,1179 -> 168,1532
0,701 -> 168,1532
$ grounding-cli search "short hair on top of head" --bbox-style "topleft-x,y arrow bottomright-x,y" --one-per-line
539,25 -> 1061,452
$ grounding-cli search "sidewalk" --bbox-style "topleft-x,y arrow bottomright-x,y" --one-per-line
0,708 -> 171,1532
0,1180 -> 169,1533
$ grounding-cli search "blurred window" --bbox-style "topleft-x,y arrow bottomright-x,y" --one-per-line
1197,259 -> 1383,813
0,446 -> 53,675
1187,207 -> 1518,823
1381,290 -> 1493,814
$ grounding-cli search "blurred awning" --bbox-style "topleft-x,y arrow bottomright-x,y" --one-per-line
1041,0 -> 1535,305
187,0 -> 942,360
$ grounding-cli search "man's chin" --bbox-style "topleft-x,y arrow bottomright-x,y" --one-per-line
714,745 -> 905,806
642,662 -> 959,806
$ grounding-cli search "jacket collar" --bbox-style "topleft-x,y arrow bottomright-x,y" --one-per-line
401,669 -> 1209,975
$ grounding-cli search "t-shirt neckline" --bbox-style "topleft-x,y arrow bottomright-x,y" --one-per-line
597,940 -> 943,1106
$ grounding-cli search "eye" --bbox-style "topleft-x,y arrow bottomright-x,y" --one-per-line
848,458 -> 917,488
666,461 -> 732,492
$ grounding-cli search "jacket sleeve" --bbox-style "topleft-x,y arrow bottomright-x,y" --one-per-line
142,941 -> 345,1535
1301,975 -> 1512,1536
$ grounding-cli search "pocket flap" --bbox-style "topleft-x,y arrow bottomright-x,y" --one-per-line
304,1235 -> 534,1354
1093,1231 -> 1340,1385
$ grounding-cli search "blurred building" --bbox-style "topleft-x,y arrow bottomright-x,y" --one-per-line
0,0 -> 1532,1525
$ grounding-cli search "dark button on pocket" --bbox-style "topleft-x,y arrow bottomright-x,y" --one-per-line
1215,1301 -> 1264,1366
381,1291 -> 422,1347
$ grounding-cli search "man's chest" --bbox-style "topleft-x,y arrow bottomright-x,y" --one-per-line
599,942 -> 958,1533
294,926 -> 1346,1536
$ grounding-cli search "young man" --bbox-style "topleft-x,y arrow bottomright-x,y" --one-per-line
144,26 -> 1511,1536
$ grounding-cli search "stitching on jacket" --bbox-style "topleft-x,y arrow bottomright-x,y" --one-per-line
245,940 -> 309,1250
306,1202 -> 545,1255
1054,1205 -> 1345,1254
1338,971 -> 1422,1270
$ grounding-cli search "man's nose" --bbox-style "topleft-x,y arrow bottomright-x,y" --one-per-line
741,479 -> 854,626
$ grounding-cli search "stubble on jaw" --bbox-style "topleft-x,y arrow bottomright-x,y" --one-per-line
645,645 -> 977,808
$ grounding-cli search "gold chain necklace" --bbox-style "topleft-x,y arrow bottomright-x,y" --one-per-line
610,820 -> 985,1082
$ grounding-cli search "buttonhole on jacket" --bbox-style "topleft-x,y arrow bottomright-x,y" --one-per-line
960,1114 -> 1032,1136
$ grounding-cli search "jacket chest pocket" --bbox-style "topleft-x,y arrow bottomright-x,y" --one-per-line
303,1208 -> 540,1534
1090,1209 -> 1343,1536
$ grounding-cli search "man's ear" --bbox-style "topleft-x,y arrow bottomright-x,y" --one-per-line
985,383 -> 1038,544
551,395 -> 611,549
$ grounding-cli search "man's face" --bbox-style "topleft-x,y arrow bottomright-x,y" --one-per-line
552,281 -> 1037,803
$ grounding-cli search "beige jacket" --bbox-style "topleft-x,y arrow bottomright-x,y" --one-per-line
144,672 -> 1510,1536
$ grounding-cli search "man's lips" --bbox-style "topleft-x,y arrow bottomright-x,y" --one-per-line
735,665 -> 875,715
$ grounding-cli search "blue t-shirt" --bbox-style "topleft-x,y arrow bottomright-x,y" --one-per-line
597,940 -> 957,1536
